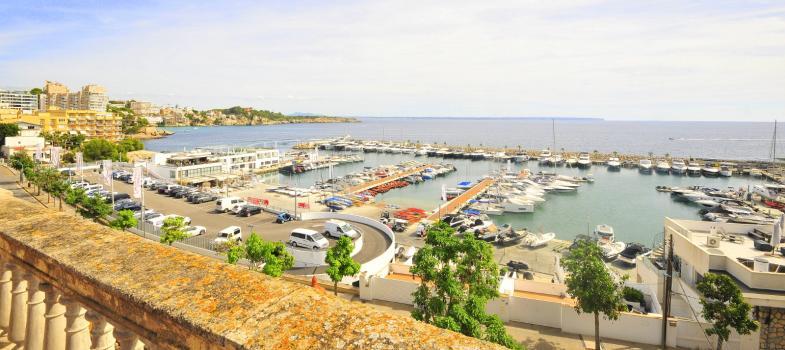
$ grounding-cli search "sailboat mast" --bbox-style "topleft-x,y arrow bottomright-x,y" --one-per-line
774,120 -> 778,162
552,119 -> 556,151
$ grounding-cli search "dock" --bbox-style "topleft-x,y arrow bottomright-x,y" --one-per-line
426,177 -> 496,221
343,165 -> 431,194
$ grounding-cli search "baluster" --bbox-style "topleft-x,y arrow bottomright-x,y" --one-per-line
23,274 -> 45,350
9,264 -> 29,348
113,327 -> 145,350
41,284 -> 65,350
85,311 -> 114,350
62,297 -> 90,350
0,262 -> 13,335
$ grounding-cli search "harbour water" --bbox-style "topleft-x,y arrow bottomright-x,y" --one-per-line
143,118 -> 777,246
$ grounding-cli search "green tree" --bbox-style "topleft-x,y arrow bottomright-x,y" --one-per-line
9,152 -> 35,182
561,240 -> 627,350
159,216 -> 187,245
260,241 -> 294,277
244,232 -> 266,270
117,138 -> 144,153
325,236 -> 360,296
78,195 -> 112,222
48,178 -> 69,211
410,221 -> 522,350
697,273 -> 759,350
65,187 -> 87,206
110,210 -> 138,231
29,88 -> 43,95
0,123 -> 20,146
82,139 -> 119,161
223,240 -> 246,264
65,134 -> 86,150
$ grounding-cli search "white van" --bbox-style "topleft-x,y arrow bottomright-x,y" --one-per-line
288,229 -> 329,250
213,226 -> 242,245
323,220 -> 359,239
83,184 -> 103,192
216,197 -> 246,213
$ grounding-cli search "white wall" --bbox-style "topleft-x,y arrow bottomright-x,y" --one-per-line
507,295 -> 562,328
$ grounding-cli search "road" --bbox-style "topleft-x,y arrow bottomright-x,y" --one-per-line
83,172 -> 391,265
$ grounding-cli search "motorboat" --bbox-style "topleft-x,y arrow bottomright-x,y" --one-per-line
594,224 -> 616,245
703,163 -> 720,177
599,241 -> 626,262
523,231 -> 555,248
655,161 -> 670,174
607,157 -> 621,171
577,152 -> 592,168
415,149 -> 428,156
538,149 -> 552,165
499,200 -> 535,213
638,159 -> 653,174
671,159 -> 687,175
565,157 -> 578,167
513,153 -> 529,163
719,163 -> 733,177
550,154 -> 564,166
687,162 -> 702,176
496,228 -> 528,246
618,243 -> 652,265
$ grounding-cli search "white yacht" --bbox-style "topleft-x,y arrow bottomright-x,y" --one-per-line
655,160 -> 670,174
512,153 -> 529,163
565,157 -> 578,167
671,159 -> 687,175
687,161 -> 702,176
638,159 -> 653,174
500,200 -> 535,213
577,152 -> 592,168
594,224 -> 616,245
538,149 -> 552,165
702,163 -> 720,177
719,163 -> 733,177
607,157 -> 621,171
523,232 -> 555,248
551,154 -> 564,166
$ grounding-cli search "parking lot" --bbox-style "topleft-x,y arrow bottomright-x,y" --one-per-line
81,172 -> 391,265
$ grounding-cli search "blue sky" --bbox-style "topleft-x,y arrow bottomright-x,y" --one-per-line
1,0 -> 784,121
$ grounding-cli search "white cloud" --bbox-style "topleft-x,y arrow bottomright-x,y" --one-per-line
2,0 -> 784,120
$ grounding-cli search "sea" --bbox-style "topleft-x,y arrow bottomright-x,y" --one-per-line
143,118 -> 780,246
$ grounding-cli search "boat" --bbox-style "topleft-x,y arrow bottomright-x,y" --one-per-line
415,149 -> 428,156
607,157 -> 621,171
499,200 -> 534,213
618,243 -> 652,265
593,224 -> 616,245
577,152 -> 592,168
523,232 -> 555,248
655,160 -> 670,174
599,241 -> 626,262
512,153 -> 529,163
671,159 -> 687,175
565,157 -> 578,167
538,149 -> 552,165
719,163 -> 733,177
687,162 -> 702,176
638,159 -> 653,174
550,154 -> 564,166
496,228 -> 528,246
702,163 -> 720,177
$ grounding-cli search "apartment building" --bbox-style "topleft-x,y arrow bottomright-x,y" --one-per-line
207,147 -> 281,173
38,81 -> 108,112
0,90 -> 38,111
129,101 -> 159,116
20,108 -> 123,141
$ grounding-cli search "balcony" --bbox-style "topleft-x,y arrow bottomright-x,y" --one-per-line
0,189 -> 499,349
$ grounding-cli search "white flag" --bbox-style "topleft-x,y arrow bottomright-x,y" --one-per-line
102,159 -> 112,184
441,184 -> 447,202
132,166 -> 143,199
75,152 -> 83,173
50,147 -> 61,168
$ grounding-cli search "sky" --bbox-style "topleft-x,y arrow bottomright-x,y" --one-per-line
1,0 -> 784,121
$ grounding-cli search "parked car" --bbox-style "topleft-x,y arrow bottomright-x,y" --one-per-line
216,197 -> 246,213
145,214 -> 167,227
237,205 -> 262,217
191,193 -> 217,204
157,184 -> 177,195
231,203 -> 249,215
161,214 -> 192,226
114,200 -> 141,212
112,171 -> 129,179
118,174 -> 133,182
133,209 -> 156,219
105,192 -> 131,203
213,226 -> 242,245
183,225 -> 207,237
323,219 -> 359,239
288,229 -> 329,250
275,212 -> 294,224
69,181 -> 90,189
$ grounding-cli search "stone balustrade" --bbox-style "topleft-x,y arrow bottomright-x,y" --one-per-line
0,189 -> 502,349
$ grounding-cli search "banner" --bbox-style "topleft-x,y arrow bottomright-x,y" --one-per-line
132,166 -> 143,199
75,152 -> 83,173
102,159 -> 112,184
441,184 -> 447,202
50,147 -> 61,168
34,145 -> 42,161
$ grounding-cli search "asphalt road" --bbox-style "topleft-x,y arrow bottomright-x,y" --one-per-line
82,173 -> 392,265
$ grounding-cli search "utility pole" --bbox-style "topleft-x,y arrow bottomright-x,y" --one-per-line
661,234 -> 674,350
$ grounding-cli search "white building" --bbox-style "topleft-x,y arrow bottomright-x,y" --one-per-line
206,148 -> 280,174
0,90 -> 38,111
147,147 -> 279,185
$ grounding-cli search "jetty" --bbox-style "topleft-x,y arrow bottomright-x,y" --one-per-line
426,177 -> 496,221
344,165 -> 431,194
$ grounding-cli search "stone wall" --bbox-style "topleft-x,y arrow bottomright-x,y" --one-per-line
759,306 -> 785,350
